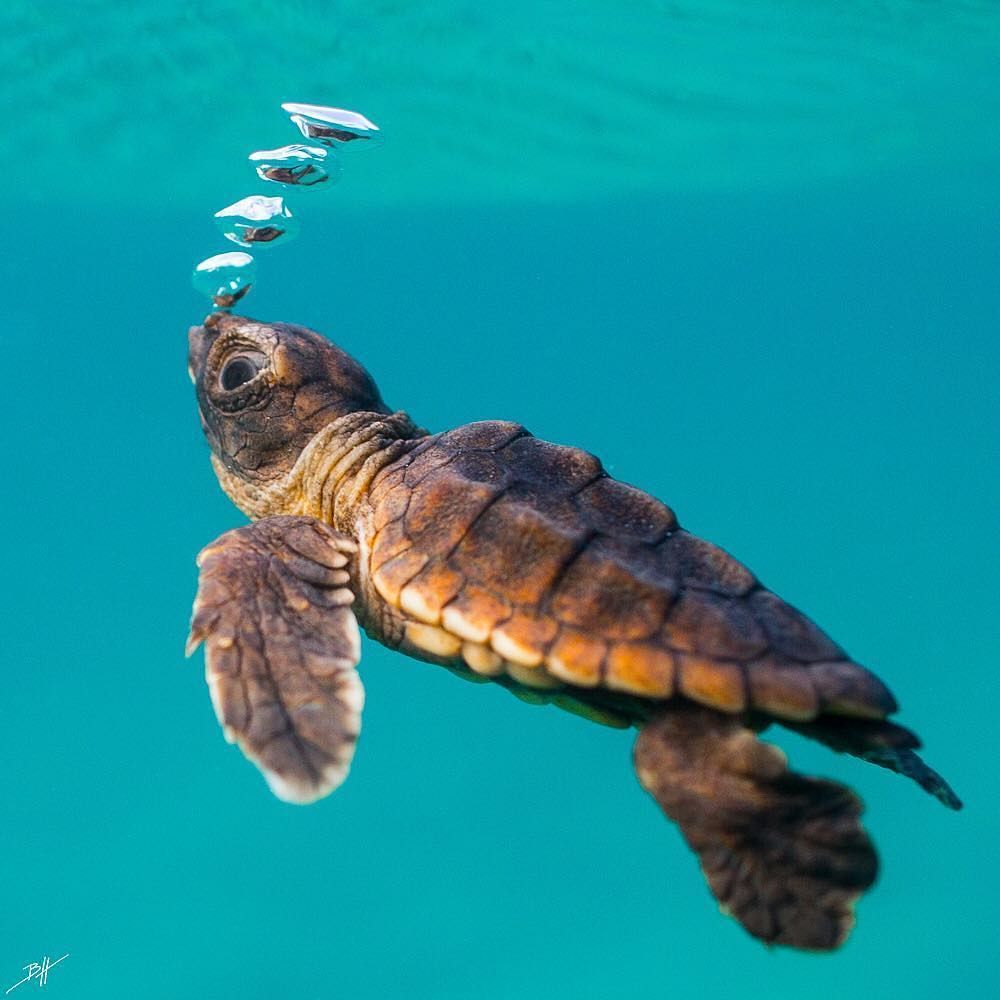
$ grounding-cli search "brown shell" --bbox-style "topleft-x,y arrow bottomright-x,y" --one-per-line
368,421 -> 897,724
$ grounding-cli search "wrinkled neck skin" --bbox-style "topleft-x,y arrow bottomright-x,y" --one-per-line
212,410 -> 423,534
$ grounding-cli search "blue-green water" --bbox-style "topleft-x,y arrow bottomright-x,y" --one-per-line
3,3 -> 998,998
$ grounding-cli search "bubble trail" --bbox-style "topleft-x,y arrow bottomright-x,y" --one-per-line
191,101 -> 382,309
214,195 -> 299,247
249,144 -> 337,187
282,102 -> 381,145
192,252 -> 256,308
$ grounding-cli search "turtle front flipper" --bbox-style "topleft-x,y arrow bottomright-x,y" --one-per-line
634,703 -> 877,951
186,516 -> 363,804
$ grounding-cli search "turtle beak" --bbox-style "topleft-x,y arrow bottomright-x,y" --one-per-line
187,314 -> 225,384
187,326 -> 207,385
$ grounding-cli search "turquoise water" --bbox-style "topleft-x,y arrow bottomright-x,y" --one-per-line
3,3 -> 999,998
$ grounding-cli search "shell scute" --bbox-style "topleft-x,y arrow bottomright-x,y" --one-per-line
747,655 -> 820,720
372,549 -> 429,606
501,483 -> 591,533
370,519 -> 413,572
677,654 -> 747,712
749,590 -> 845,662
490,610 -> 559,667
448,450 -> 511,486
404,621 -> 463,658
372,481 -> 411,532
663,590 -> 768,660
656,530 -> 756,596
447,499 -> 586,608
606,642 -> 674,696
438,420 -> 527,451
399,562 -> 465,624
546,630 -> 607,687
575,477 -> 678,541
367,464 -> 407,509
403,470 -> 502,558
440,585 -> 512,644
550,537 -> 673,641
808,660 -> 897,718
495,434 -> 604,493
402,435 -> 456,486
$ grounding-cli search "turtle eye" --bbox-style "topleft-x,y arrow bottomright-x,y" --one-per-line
220,353 -> 265,391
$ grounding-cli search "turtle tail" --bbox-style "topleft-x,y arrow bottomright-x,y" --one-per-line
780,716 -> 963,811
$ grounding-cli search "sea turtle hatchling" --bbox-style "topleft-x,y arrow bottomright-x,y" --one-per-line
186,312 -> 960,951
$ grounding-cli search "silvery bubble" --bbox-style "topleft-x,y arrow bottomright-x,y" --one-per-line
282,102 -> 381,146
249,144 -> 338,187
192,252 -> 256,308
214,195 -> 299,247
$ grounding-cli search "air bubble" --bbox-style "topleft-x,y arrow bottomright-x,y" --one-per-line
282,102 -> 381,146
192,252 -> 256,308
214,195 -> 299,248
249,144 -> 338,188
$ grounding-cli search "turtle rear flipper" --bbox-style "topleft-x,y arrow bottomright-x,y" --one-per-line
634,704 -> 877,951
187,516 -> 364,804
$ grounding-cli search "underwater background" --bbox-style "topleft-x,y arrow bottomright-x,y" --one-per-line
2,2 -> 998,997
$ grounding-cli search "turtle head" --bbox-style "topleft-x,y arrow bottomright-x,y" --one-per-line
188,313 -> 390,507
